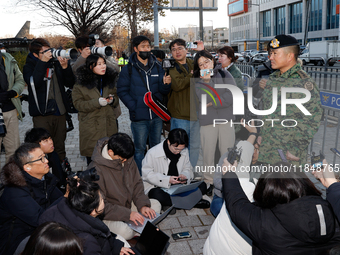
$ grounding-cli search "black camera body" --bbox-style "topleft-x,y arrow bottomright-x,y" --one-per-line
68,167 -> 100,182
88,34 -> 99,47
311,151 -> 325,168
88,34 -> 113,56
227,145 -> 242,164
162,58 -> 176,75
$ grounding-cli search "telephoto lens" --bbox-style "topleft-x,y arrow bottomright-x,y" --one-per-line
50,48 -> 78,59
90,46 -> 113,57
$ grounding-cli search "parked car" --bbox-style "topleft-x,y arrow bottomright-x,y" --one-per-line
210,52 -> 218,59
235,53 -> 245,63
251,52 -> 269,64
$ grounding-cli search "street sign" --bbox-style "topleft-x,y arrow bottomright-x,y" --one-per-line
170,0 -> 218,11
320,92 -> 340,110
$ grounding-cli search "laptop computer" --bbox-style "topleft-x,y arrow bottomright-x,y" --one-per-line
132,221 -> 170,255
161,181 -> 203,195
127,205 -> 174,233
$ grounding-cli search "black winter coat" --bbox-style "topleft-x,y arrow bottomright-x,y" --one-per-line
0,169 -> 62,255
39,198 -> 124,255
326,182 -> 340,223
23,53 -> 75,116
222,172 -> 340,255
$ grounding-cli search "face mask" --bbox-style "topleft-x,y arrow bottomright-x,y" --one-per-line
139,51 -> 151,60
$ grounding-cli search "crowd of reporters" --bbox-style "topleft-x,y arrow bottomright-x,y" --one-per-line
0,32 -> 339,255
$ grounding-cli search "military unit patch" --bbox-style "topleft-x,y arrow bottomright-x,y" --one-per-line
304,81 -> 314,91
270,39 -> 280,48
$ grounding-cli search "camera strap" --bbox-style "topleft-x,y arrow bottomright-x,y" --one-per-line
30,67 -> 54,115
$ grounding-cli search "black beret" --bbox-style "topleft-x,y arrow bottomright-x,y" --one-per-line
269,34 -> 299,49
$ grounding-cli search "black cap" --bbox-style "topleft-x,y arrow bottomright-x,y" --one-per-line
269,34 -> 299,49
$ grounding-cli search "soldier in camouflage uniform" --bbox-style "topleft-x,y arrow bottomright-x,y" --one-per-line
257,34 -> 322,166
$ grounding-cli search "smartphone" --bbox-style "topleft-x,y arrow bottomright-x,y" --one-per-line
178,177 -> 187,182
106,95 -> 113,100
200,69 -> 214,77
172,231 -> 192,240
186,42 -> 197,49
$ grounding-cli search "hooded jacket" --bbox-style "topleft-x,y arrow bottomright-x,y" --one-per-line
39,198 -> 124,255
0,166 -> 62,255
89,137 -> 151,222
72,66 -> 119,157
23,53 -> 75,117
117,52 -> 171,122
195,64 -> 236,126
222,171 -> 340,255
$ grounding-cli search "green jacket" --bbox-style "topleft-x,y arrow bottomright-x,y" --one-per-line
226,63 -> 244,91
2,53 -> 25,120
258,63 -> 322,166
168,58 -> 197,121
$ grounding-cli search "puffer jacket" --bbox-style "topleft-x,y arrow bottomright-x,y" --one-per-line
89,137 -> 151,222
39,198 -> 124,255
117,52 -> 171,122
195,64 -> 236,126
72,66 -> 119,157
0,166 -> 62,255
223,171 -> 340,255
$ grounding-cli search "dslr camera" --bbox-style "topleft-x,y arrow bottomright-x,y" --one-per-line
88,34 -> 113,57
227,145 -> 242,164
68,167 -> 100,182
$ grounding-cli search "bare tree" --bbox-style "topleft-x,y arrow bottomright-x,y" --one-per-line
17,0 -> 121,37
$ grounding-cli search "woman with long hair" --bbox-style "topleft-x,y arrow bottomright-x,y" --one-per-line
72,53 -> 120,165
39,178 -> 134,255
193,50 -> 236,187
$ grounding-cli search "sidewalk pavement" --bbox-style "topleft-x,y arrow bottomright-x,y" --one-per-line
1,88 -> 339,254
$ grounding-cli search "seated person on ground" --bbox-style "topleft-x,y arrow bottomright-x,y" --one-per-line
89,133 -> 161,240
142,128 -> 210,214
21,222 -> 83,255
0,143 -> 63,255
39,176 -> 133,255
221,160 -> 340,254
25,128 -> 67,192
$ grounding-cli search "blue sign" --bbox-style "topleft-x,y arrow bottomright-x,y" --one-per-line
320,92 -> 340,110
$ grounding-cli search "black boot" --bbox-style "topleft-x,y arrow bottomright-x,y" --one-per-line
194,199 -> 210,209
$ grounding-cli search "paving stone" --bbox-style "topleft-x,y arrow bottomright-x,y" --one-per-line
158,217 -> 181,230
194,225 -> 211,239
198,215 -> 215,226
166,240 -> 192,255
168,209 -> 187,218
185,208 -> 207,216
188,239 -> 205,255
178,216 -> 202,228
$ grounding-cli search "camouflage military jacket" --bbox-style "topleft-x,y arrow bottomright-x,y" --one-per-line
258,63 -> 322,166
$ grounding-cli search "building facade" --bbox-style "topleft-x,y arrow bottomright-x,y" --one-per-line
228,0 -> 340,52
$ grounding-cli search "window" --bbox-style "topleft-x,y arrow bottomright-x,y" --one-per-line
290,2 -> 302,33
274,6 -> 286,35
309,0 -> 322,31
327,0 -> 340,29
263,10 -> 271,37
307,37 -> 322,42
325,36 -> 339,40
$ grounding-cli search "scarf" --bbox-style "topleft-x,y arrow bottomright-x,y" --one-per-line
163,140 -> 181,176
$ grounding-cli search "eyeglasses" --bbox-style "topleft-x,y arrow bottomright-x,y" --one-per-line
24,155 -> 47,165
198,59 -> 212,68
171,47 -> 185,53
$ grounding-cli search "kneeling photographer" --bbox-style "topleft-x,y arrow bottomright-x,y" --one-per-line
40,167 -> 134,255
23,38 -> 76,163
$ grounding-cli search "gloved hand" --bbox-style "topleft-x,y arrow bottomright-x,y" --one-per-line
0,90 -> 17,103
107,94 -> 115,105
98,97 -> 108,107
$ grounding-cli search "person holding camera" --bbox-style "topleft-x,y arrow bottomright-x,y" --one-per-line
24,128 -> 68,193
39,177 -> 134,255
0,49 -> 25,167
193,50 -> 236,187
0,143 -> 63,255
72,53 -> 119,165
23,38 -> 75,163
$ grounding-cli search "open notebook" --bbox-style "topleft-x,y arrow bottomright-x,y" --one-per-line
127,205 -> 174,233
